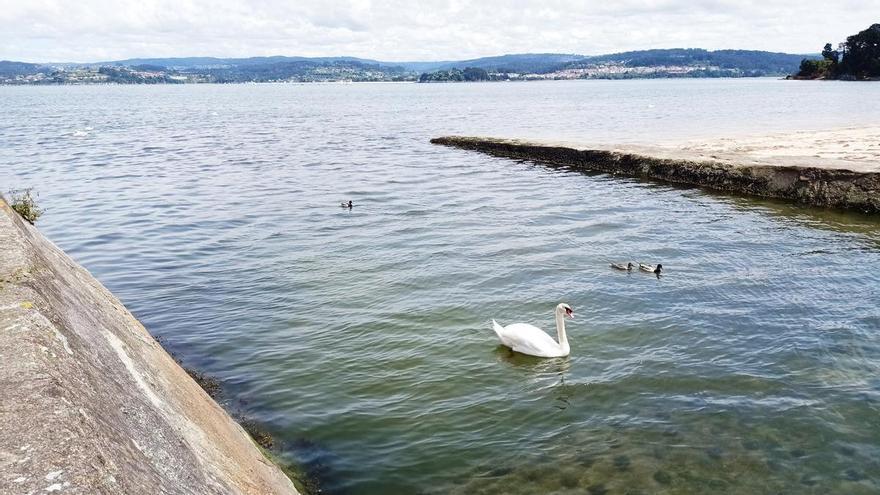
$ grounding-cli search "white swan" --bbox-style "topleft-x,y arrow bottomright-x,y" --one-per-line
491,303 -> 573,358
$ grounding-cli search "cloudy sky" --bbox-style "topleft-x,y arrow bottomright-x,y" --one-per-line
2,0 -> 877,62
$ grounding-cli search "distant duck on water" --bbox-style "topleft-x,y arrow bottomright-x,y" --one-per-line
340,200 -> 353,209
639,263 -> 663,275
611,262 -> 634,271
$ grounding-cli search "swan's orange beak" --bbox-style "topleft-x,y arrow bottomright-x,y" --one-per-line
565,308 -> 574,319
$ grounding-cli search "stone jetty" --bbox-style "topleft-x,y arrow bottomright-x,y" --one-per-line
432,128 -> 880,213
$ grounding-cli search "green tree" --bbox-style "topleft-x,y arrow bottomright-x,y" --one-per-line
821,43 -> 839,64
462,67 -> 489,81
840,23 -> 880,78
795,58 -> 833,78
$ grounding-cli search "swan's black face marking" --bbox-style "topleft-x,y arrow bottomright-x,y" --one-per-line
564,307 -> 573,318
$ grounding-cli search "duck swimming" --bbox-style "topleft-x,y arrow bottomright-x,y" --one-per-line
611,262 -> 634,271
639,263 -> 663,275
340,200 -> 353,208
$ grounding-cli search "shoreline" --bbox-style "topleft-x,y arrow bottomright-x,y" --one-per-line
0,74 -> 801,87
165,342 -> 324,495
431,128 -> 880,213
0,197 -> 301,494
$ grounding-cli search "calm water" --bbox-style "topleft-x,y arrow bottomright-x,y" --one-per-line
3,79 -> 880,494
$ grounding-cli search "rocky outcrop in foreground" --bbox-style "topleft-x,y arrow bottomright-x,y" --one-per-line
432,136 -> 880,213
0,198 -> 298,494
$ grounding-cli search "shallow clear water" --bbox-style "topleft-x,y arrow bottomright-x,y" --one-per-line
3,79 -> 880,494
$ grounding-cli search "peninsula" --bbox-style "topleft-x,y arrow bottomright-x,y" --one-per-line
791,23 -> 880,80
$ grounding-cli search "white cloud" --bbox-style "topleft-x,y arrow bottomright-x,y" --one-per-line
1,0 -> 877,62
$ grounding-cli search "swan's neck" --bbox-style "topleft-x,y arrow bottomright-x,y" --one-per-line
555,310 -> 569,353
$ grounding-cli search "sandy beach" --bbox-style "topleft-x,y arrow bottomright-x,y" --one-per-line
627,126 -> 880,173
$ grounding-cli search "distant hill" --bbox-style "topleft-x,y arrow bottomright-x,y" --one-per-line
101,57 -> 233,69
197,58 -> 410,83
0,60 -> 46,77
584,49 -> 812,74
394,61 -> 455,72
434,53 -> 586,74
102,56 -> 406,70
102,56 -> 465,73
419,49 -> 818,81
0,57 -> 414,84
1,49 -> 821,84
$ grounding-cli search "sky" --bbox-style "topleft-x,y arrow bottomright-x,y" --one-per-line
1,0 -> 878,62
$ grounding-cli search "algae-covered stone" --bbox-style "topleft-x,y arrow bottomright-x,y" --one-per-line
613,455 -> 631,471
706,446 -> 724,460
844,468 -> 867,481
587,482 -> 608,495
653,470 -> 673,485
559,470 -> 580,488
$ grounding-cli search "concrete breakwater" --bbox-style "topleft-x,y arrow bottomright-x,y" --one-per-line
0,198 -> 299,494
431,136 -> 880,213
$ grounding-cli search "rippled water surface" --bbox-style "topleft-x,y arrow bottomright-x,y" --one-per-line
3,79 -> 880,494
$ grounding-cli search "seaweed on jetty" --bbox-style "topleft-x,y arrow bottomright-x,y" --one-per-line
184,367 -> 223,399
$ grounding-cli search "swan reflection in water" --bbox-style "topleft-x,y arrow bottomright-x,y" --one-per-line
493,346 -> 572,410
494,346 -> 571,373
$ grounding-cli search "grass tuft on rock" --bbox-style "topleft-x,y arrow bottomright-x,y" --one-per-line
7,188 -> 43,224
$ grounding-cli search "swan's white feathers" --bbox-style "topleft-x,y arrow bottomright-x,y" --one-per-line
496,323 -> 564,357
491,303 -> 572,358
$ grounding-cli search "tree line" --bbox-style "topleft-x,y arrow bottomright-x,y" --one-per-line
796,23 -> 880,79
418,67 -> 491,82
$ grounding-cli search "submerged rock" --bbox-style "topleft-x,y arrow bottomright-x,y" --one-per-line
844,468 -> 867,482
800,474 -> 819,486
707,478 -> 728,489
576,453 -> 596,468
488,466 -> 514,477
839,445 -> 856,457
706,446 -> 724,460
742,439 -> 761,450
613,455 -> 631,471
653,470 -> 673,485
559,471 -> 580,488
587,483 -> 608,495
